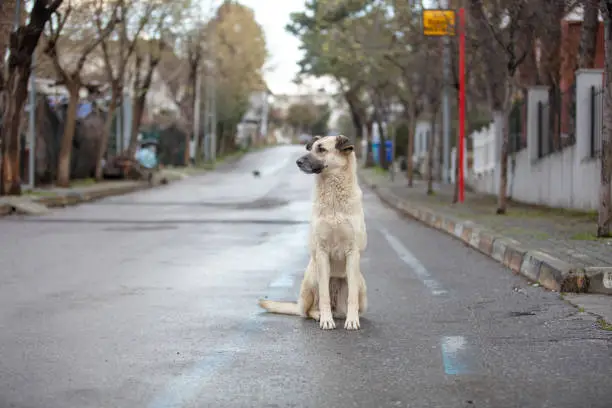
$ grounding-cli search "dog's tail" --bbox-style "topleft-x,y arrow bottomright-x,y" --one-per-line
258,299 -> 302,316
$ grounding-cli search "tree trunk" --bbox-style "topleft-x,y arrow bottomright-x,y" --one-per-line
0,0 -> 17,120
518,28 -> 540,86
453,152 -> 459,203
427,114 -> 437,195
377,119 -> 387,170
95,86 -> 118,180
345,95 -> 363,157
365,120 -> 375,168
128,93 -> 145,157
497,111 -> 510,214
496,78 -> 516,215
185,60 -> 198,166
579,0 -> 600,69
57,84 -> 79,187
1,0 -> 58,194
195,112 -> 205,165
0,63 -> 29,195
598,0 -> 612,237
406,114 -> 415,187
128,58 -> 158,156
217,122 -> 226,157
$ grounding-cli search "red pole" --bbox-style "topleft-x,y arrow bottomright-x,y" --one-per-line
458,7 -> 466,203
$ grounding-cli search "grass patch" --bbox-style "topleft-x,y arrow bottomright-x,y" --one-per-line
70,178 -> 97,187
597,318 -> 612,331
570,232 -> 600,241
373,166 -> 388,175
505,203 -> 597,220
23,190 -> 58,197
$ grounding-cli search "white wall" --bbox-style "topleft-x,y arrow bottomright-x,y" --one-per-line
450,145 -> 468,184
468,69 -> 604,211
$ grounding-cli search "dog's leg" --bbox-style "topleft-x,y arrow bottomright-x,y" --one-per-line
333,279 -> 348,319
315,250 -> 335,330
344,249 -> 361,330
298,264 -> 316,318
358,275 -> 368,314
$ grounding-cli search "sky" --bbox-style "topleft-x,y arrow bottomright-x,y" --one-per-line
237,0 -> 335,96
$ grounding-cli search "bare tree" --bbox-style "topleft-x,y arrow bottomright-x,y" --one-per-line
469,0 -> 535,214
0,0 -> 63,195
158,24 -> 205,166
44,0 -> 119,186
126,16 -> 168,157
598,0 -> 612,236
94,0 -> 153,180
579,0 -> 600,69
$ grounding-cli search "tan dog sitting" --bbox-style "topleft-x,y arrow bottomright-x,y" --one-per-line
259,135 -> 368,330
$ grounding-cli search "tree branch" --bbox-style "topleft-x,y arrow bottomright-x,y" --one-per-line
77,2 -> 120,73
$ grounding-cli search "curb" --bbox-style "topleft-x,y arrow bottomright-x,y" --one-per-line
0,203 -> 11,216
360,173 -> 608,295
33,182 -> 152,208
1,174 -> 179,216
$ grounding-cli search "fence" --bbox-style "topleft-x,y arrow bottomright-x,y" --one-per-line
590,85 -> 605,158
508,98 -> 527,154
536,86 -> 576,159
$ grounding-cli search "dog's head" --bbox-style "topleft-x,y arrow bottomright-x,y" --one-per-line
296,135 -> 354,175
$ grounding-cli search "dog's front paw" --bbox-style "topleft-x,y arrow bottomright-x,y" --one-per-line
319,312 -> 336,330
344,314 -> 360,330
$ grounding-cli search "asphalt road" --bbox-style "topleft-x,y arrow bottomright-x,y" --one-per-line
1,145 -> 611,408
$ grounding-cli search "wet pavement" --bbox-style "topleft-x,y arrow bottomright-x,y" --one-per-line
0,145 -> 611,408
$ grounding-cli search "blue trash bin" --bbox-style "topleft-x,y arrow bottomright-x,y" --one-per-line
385,140 -> 393,163
372,142 -> 380,165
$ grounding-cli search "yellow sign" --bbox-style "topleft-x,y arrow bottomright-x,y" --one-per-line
422,9 -> 456,36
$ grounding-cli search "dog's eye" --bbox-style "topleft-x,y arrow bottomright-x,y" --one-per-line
317,146 -> 326,153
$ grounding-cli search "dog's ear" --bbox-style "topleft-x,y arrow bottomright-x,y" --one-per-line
335,135 -> 354,153
306,135 -> 321,151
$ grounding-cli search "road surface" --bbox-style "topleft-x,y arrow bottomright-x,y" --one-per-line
1,146 -> 610,408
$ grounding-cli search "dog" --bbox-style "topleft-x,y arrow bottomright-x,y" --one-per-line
258,135 -> 368,330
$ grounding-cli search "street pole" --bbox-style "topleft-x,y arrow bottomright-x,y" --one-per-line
441,0 -> 451,183
458,7 -> 466,203
27,53 -> 35,190
209,17 -> 217,164
260,92 -> 269,145
193,65 -> 202,164
202,62 -> 210,163
202,0 -> 217,164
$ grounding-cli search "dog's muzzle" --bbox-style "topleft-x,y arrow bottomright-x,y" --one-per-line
296,154 -> 324,174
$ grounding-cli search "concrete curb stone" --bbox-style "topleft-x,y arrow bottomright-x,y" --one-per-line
1,176 -> 176,216
34,182 -> 151,208
0,203 -> 11,216
583,267 -> 612,295
360,172 -> 595,294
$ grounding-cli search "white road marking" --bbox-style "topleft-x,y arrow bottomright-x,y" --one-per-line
440,335 -> 479,375
379,227 -> 448,296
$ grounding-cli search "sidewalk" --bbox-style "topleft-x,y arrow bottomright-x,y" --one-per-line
359,168 -> 612,296
0,147 -> 254,216
0,169 -> 185,216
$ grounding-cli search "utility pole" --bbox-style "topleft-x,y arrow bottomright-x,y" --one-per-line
203,0 -> 217,164
26,51 -> 36,190
209,14 -> 217,163
202,73 -> 209,162
260,91 -> 269,145
192,65 -> 202,164
441,0 -> 451,183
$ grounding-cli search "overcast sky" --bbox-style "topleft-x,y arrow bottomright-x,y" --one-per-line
238,0 -> 335,95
